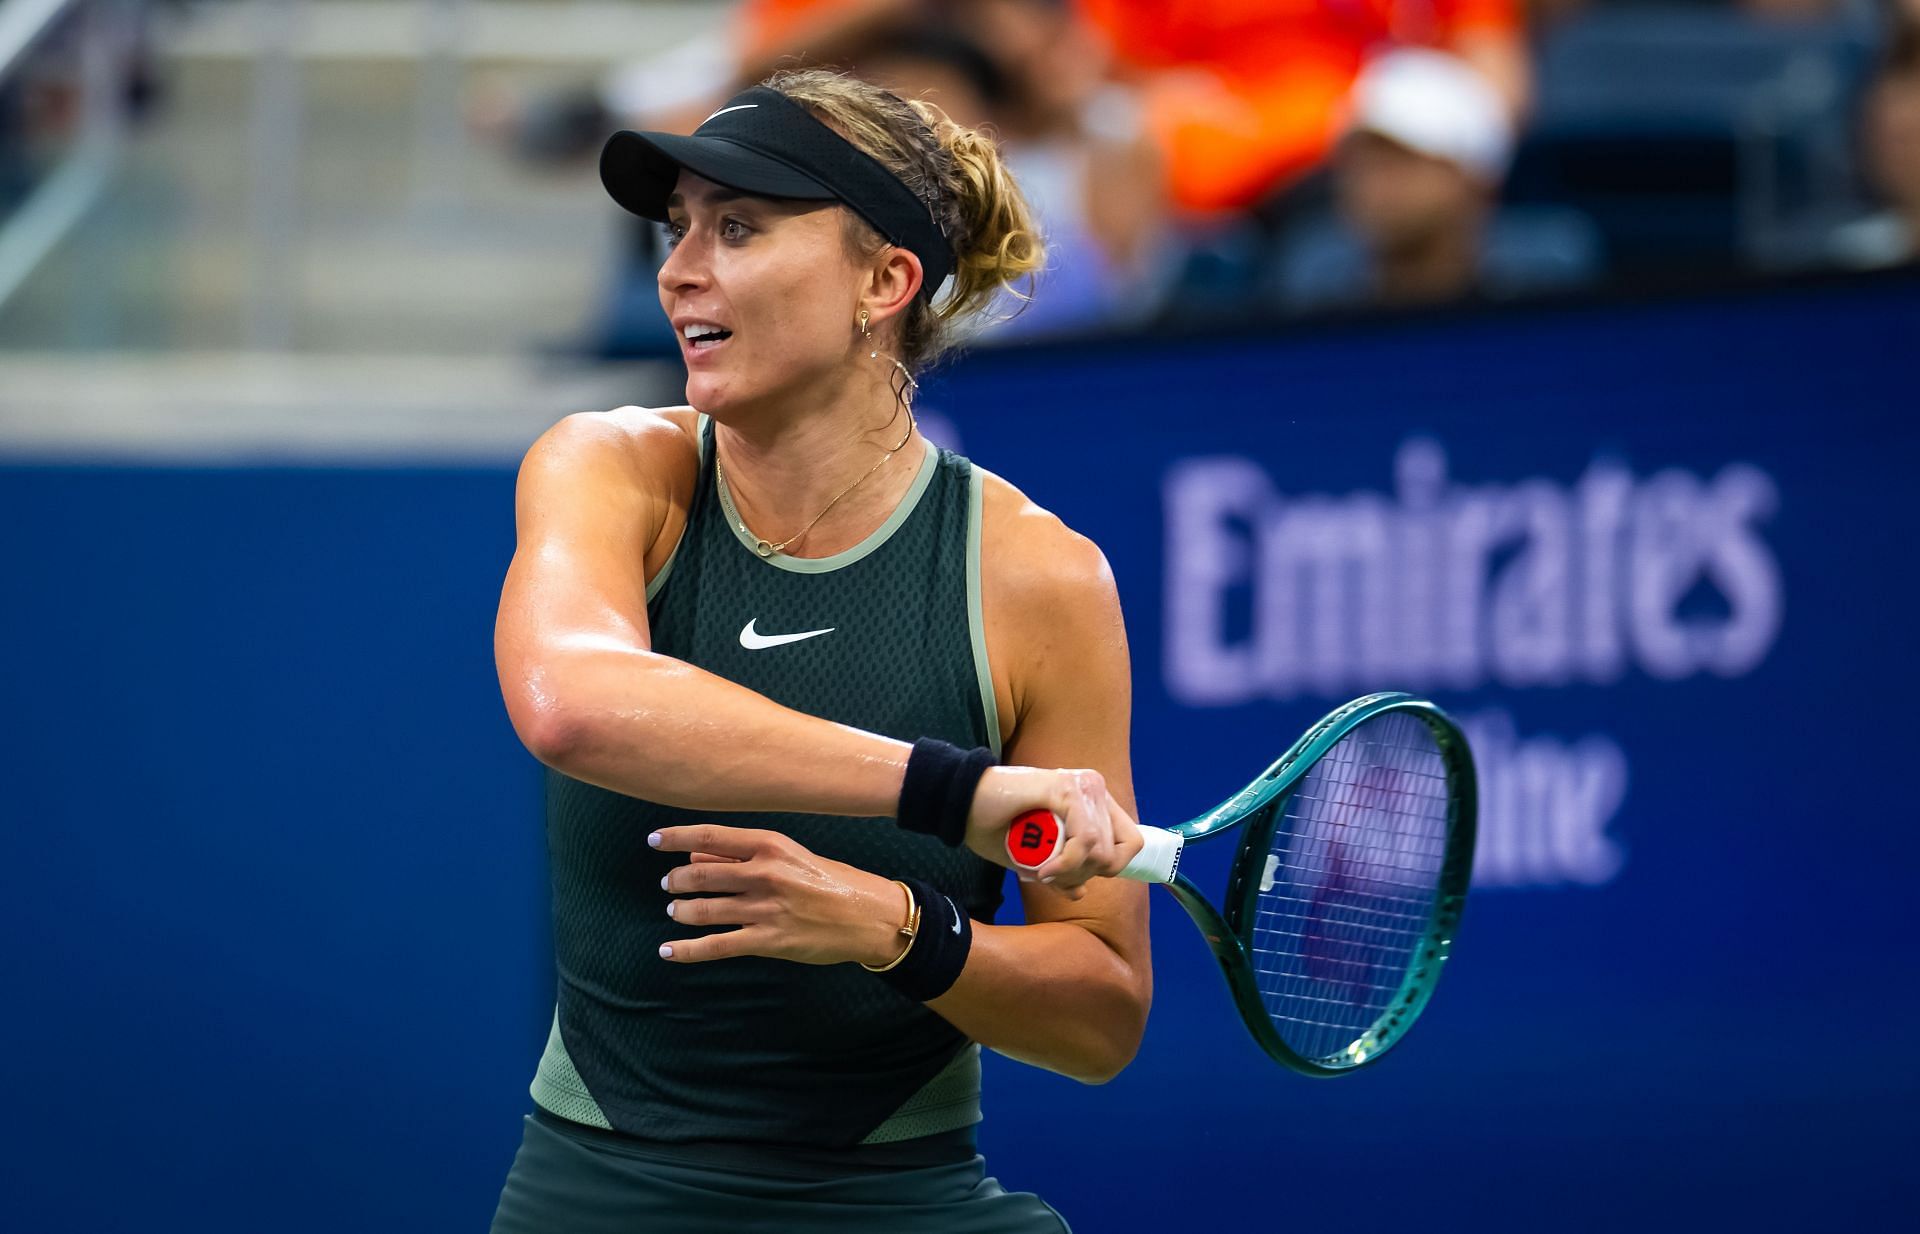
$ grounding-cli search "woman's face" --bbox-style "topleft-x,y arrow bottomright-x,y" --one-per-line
658,171 -> 868,417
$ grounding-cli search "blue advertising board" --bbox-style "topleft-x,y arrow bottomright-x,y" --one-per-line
3,273 -> 1916,1231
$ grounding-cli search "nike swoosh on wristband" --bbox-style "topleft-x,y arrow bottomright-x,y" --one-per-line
946,897 -> 962,934
738,618 -> 835,650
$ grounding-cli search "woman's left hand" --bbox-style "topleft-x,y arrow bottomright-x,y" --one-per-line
649,825 -> 910,967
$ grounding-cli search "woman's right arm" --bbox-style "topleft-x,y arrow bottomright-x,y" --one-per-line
495,408 -> 912,817
492,410 -> 1136,884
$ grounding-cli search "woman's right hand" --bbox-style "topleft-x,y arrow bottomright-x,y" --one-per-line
965,765 -> 1143,899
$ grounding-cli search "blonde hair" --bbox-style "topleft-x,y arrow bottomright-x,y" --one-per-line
764,68 -> 1044,371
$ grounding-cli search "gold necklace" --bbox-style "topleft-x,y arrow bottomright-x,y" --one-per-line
716,406 -> 918,558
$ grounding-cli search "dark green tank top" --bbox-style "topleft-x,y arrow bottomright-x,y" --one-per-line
529,414 -> 1007,1153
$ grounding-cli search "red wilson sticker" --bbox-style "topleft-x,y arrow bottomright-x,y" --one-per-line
1006,810 -> 1060,869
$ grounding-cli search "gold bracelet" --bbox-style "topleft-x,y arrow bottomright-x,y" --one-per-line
859,879 -> 921,973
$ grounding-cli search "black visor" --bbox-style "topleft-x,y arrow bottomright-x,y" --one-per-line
601,87 -> 955,297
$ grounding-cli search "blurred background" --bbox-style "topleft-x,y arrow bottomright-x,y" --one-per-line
2,1 -> 1916,1231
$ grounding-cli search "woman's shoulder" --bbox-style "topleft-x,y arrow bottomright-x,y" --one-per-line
590,404 -> 703,454
972,462 -> 1129,741
974,464 -> 1119,615
516,407 -> 706,555
528,405 -> 703,482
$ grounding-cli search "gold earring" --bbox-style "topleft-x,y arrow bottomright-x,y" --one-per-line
859,309 -> 876,358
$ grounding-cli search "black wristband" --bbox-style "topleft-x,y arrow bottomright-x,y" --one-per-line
875,877 -> 972,1002
897,738 -> 996,848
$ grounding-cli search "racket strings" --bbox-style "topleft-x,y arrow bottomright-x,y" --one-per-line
1256,896 -> 1433,934
1246,711 -> 1450,1063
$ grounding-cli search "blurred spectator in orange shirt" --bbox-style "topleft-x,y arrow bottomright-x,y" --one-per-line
1074,0 -> 1531,214
616,0 -> 926,137
746,0 -> 1176,336
474,1 -> 924,159
945,0 -> 1174,334
735,0 -> 921,82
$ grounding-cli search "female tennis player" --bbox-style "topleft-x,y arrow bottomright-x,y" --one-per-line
489,68 -> 1148,1233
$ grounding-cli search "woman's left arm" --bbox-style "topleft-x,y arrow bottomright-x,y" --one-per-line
921,517 -> 1150,1084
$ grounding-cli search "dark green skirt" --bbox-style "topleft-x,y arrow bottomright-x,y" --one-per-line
490,1109 -> 1072,1233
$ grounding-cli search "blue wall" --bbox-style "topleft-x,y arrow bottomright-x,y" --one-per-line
5,274 -> 1916,1231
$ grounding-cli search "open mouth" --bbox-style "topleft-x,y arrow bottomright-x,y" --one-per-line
682,323 -> 733,351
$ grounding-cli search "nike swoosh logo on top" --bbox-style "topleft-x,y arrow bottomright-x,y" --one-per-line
738,619 -> 835,650
946,898 -> 962,934
701,103 -> 759,124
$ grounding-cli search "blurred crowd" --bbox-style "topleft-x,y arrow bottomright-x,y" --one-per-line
494,0 -> 1920,354
2,0 -> 1916,352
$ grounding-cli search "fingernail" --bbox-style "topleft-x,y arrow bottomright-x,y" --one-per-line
666,901 -> 678,918
660,874 -> 670,890
659,944 -> 674,959
647,832 -> 663,848
1041,875 -> 1055,885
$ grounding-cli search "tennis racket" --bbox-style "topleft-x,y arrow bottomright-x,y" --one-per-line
1008,692 -> 1476,1076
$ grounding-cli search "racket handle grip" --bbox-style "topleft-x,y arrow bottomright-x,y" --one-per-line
1005,810 -> 1185,885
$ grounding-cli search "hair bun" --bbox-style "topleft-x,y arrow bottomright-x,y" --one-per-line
912,101 -> 1044,325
